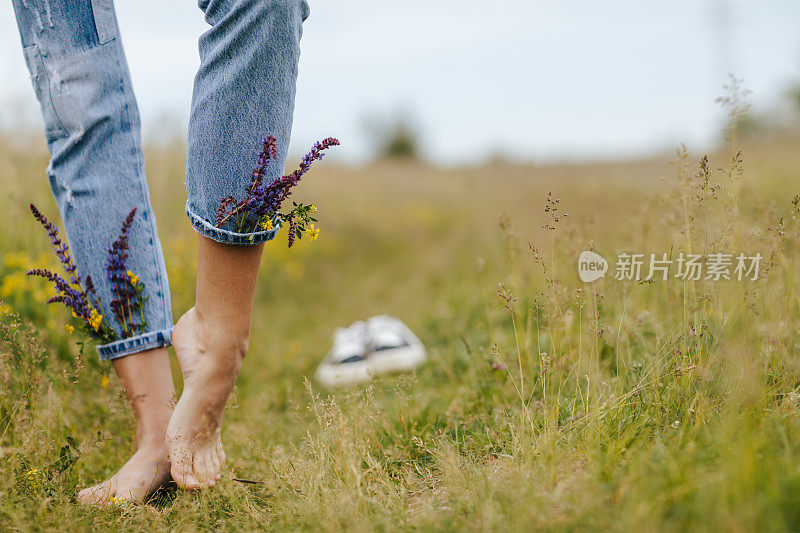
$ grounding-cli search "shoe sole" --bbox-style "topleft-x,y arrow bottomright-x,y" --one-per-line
368,344 -> 427,375
315,359 -> 372,388
315,345 -> 427,387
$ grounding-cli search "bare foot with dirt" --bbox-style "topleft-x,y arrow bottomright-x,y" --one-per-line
166,307 -> 245,490
77,446 -> 170,504
77,346 -> 176,505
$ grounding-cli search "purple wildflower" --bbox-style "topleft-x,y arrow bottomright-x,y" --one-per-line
106,208 -> 141,336
216,136 -> 278,227
27,267 -> 90,320
216,136 -> 340,233
281,137 -> 340,187
217,196 -> 237,226
245,135 -> 279,198
259,137 -> 340,214
84,275 -> 98,300
287,217 -> 298,248
28,207 -> 146,343
29,203 -> 81,286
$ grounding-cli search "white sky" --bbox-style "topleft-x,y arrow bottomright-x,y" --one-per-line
1,0 -> 799,164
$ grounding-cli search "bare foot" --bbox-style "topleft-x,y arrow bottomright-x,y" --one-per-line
78,346 -> 175,505
77,445 -> 170,504
167,307 -> 244,490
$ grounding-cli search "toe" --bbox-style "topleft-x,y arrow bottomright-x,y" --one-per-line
76,487 -> 95,505
193,452 -> 210,487
209,449 -> 221,481
170,448 -> 201,491
217,441 -> 226,469
174,467 -> 202,491
204,455 -> 217,486
181,473 -> 202,491
77,487 -> 91,504
77,480 -> 112,505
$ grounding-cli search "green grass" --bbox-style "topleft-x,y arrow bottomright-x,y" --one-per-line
1,131 -> 800,531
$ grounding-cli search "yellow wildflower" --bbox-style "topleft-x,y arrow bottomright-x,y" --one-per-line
309,205 -> 318,214
0,272 -> 27,299
25,468 -> 40,489
108,495 -> 135,509
101,375 -> 110,389
4,252 -> 32,269
89,307 -> 103,332
64,324 -> 75,334
307,223 -> 320,241
127,270 -> 139,285
260,219 -> 274,231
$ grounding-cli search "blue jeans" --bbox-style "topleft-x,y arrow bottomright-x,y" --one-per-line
12,0 -> 309,360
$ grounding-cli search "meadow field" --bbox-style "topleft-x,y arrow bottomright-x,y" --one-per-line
1,128 -> 799,530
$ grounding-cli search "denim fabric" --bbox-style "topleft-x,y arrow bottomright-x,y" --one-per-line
12,0 -> 308,359
12,0 -> 173,360
186,0 -> 310,245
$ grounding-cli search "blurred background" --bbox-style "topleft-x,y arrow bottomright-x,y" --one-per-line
2,0 -> 800,163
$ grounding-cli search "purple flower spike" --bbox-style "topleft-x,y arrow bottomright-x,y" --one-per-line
104,207 -> 147,338
28,206 -> 146,344
217,196 -> 237,226
215,136 -> 340,233
29,203 -> 81,286
84,275 -> 97,299
27,267 -> 90,320
214,135 -> 338,246
287,218 -> 297,248
245,135 -> 279,199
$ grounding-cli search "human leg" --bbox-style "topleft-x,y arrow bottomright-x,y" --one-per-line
11,0 -> 175,503
168,237 -> 263,489
77,348 -> 175,504
168,0 -> 309,489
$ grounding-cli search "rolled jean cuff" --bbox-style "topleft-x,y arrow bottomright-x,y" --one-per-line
97,327 -> 173,361
185,202 -> 279,246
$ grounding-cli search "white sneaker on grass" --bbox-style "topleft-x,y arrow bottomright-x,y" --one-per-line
314,321 -> 371,387
365,315 -> 427,375
314,316 -> 427,387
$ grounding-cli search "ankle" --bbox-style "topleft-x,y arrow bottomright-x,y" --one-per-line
191,308 -> 250,361
136,436 -> 168,455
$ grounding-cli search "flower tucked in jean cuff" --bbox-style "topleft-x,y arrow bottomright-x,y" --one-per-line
97,327 -> 173,360
186,202 -> 280,246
